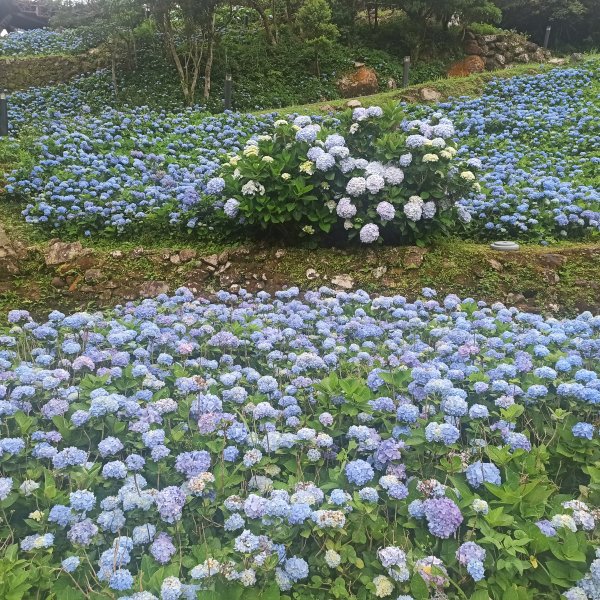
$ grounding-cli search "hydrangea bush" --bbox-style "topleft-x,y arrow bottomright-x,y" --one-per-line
2,60 -> 599,242
0,287 -> 598,599
206,106 -> 479,244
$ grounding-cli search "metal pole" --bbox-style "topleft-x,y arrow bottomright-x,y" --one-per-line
402,56 -> 410,88
224,74 -> 233,111
0,91 -> 7,137
543,25 -> 551,50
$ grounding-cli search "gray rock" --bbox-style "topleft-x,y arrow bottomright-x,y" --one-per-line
139,281 -> 169,298
201,254 -> 219,268
179,249 -> 197,263
571,53 -> 584,63
45,241 -> 86,266
515,53 -> 530,63
373,266 -> 387,279
419,87 -> 442,102
482,34 -> 498,43
506,293 -> 527,305
331,274 -> 354,289
494,54 -> 506,65
464,40 -> 483,55
84,268 -> 104,284
306,268 -> 319,280
539,253 -> 566,268
404,247 -> 427,269
275,249 -> 286,259
346,99 -> 362,108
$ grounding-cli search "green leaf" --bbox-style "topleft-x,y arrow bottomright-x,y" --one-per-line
410,574 -> 429,600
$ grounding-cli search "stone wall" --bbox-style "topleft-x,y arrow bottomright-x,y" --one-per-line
0,48 -> 109,91
464,31 -> 550,71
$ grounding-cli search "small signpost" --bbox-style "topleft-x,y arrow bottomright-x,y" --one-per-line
224,74 -> 233,111
543,25 -> 551,50
0,90 -> 8,137
402,56 -> 410,88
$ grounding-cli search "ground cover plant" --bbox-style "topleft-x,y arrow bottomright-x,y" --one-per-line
2,59 -> 599,244
3,80 -> 278,236
0,287 -> 598,600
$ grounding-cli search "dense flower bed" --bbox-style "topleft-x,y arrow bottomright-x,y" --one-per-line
4,80 -> 277,234
0,287 -> 598,599
450,64 -> 600,241
0,27 -> 103,57
2,60 -> 600,241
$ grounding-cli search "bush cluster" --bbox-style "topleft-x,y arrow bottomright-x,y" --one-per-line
207,105 -> 479,244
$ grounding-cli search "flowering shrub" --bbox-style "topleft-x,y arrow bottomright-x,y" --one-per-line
0,287 -> 599,599
206,106 -> 480,244
0,27 -> 103,57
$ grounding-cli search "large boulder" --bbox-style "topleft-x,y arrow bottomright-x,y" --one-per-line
337,66 -> 379,98
447,55 -> 486,77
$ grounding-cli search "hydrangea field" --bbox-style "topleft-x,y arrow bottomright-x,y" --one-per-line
0,286 -> 599,600
0,27 -> 102,57
2,59 -> 599,242
447,66 -> 600,241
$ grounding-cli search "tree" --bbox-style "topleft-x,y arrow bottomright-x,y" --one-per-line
52,0 -> 145,99
493,0 -> 599,47
245,0 -> 276,44
149,0 -> 221,105
296,0 -> 339,76
399,0 -> 501,29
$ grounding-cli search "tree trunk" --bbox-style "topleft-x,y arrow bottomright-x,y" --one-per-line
130,30 -> 137,70
271,0 -> 278,42
163,12 -> 192,104
110,42 -> 119,100
203,13 -> 216,100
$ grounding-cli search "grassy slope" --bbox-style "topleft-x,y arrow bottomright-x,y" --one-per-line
256,59 -> 583,115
